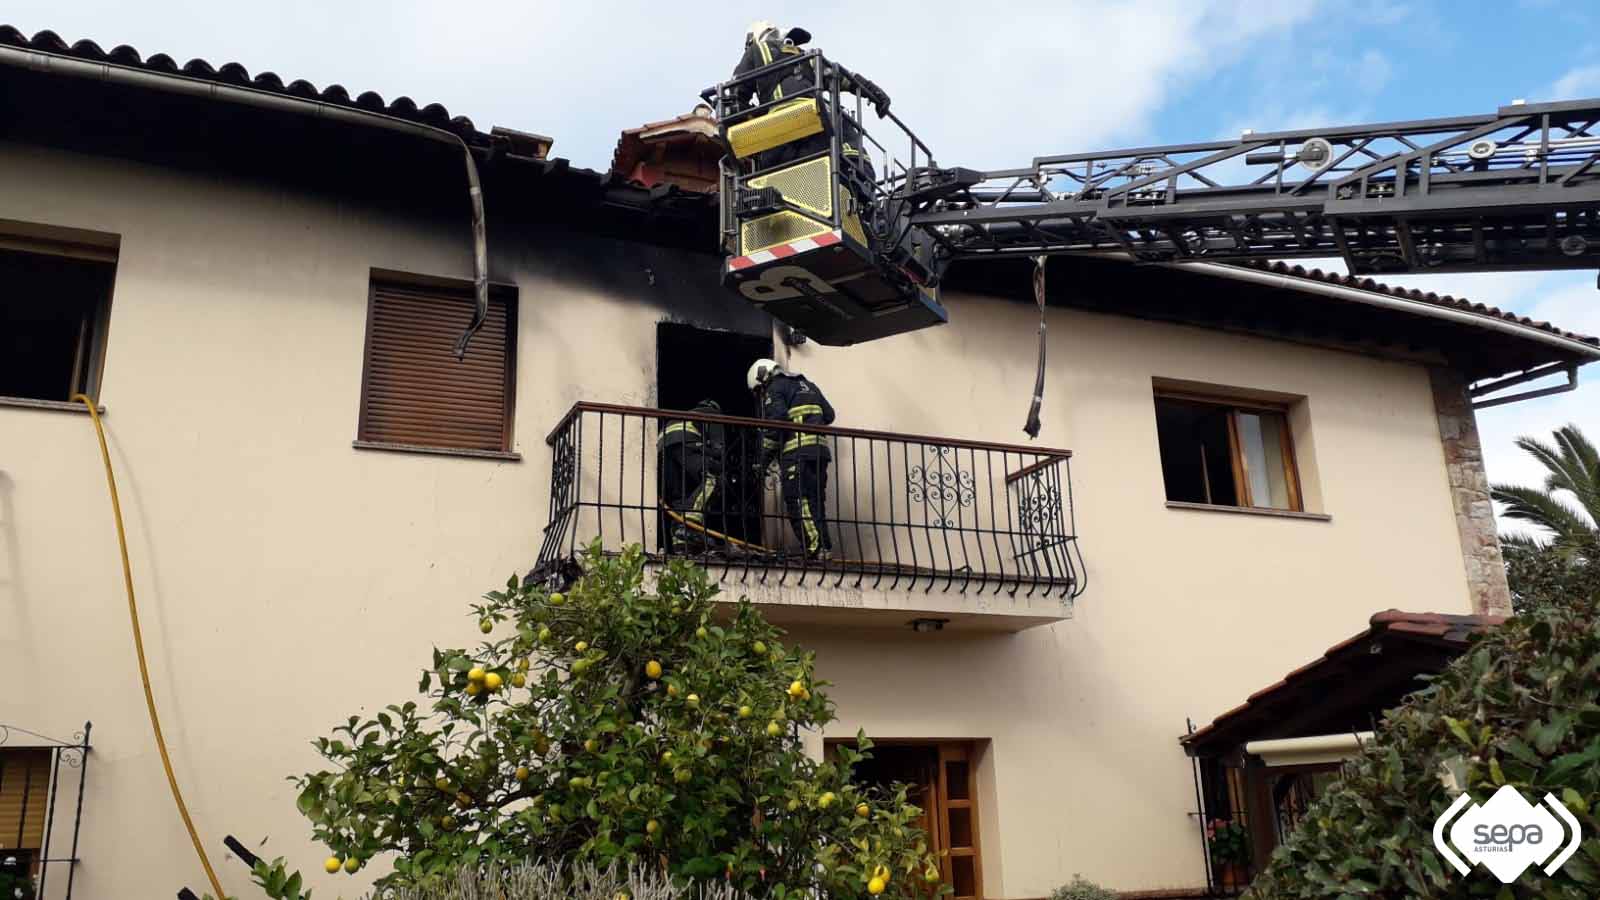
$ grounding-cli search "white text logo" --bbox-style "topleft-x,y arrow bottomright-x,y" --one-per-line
1433,785 -> 1582,883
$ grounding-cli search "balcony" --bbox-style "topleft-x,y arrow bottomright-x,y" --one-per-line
533,403 -> 1084,630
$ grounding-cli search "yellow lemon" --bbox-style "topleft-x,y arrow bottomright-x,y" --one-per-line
538,626 -> 553,642
515,766 -> 530,782
465,681 -> 482,696
549,592 -> 565,605
575,640 -> 589,653
479,619 -> 494,634
324,856 -> 342,874
766,721 -> 782,737
817,791 -> 835,809
440,815 -> 455,830
645,660 -> 663,679
686,693 -> 700,707
856,803 -> 870,818
646,818 -> 660,835
572,659 -> 590,675
695,626 -> 709,639
517,656 -> 531,671
511,672 -> 526,688
675,768 -> 692,783
924,867 -> 942,883
752,641 -> 768,655
468,667 -> 487,684
435,777 -> 451,792
867,875 -> 886,895
343,857 -> 361,874
584,739 -> 598,753
660,750 -> 674,764
484,672 -> 503,691
667,684 -> 680,697
738,705 -> 752,719
788,680 -> 805,698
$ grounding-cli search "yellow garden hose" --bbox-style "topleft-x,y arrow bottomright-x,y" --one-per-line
72,394 -> 228,900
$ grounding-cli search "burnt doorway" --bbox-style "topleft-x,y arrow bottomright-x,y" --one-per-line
655,322 -> 774,550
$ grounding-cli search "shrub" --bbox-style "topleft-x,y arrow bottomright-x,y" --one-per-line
292,544 -> 943,898
1246,595 -> 1600,898
1048,874 -> 1116,900
382,860 -> 753,899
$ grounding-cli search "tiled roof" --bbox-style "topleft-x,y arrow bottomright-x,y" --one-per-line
1238,259 -> 1599,347
0,25 -> 490,144
1182,609 -> 1503,752
609,105 -> 721,193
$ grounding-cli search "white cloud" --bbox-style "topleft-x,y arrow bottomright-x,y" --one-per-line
1,0 -> 1318,170
1549,64 -> 1600,100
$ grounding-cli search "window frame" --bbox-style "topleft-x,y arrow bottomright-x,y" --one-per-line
0,229 -> 118,410
353,271 -> 520,460
1154,388 -> 1305,513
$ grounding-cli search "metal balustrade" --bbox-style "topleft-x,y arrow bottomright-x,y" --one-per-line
534,402 -> 1084,599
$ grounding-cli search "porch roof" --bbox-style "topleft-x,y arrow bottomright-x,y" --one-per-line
1180,609 -> 1502,758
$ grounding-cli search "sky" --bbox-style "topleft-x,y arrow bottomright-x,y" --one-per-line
6,0 -> 1598,523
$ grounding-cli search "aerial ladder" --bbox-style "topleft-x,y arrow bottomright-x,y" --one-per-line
705,51 -> 1600,346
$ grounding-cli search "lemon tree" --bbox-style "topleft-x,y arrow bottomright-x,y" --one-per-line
293,544 -> 945,898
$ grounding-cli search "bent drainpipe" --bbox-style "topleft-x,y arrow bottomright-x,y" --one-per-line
1470,363 -> 1580,410
1244,731 -> 1374,768
1160,261 -> 1600,364
0,44 -> 491,358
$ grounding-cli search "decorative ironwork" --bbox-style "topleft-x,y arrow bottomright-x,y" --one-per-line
533,401 -> 1085,598
908,446 -> 975,528
0,722 -> 92,900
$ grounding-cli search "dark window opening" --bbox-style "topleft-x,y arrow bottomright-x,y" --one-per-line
655,322 -> 773,550
0,247 -> 116,403
1155,393 -> 1301,511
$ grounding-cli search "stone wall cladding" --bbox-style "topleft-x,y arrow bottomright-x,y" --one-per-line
1429,367 -> 1513,616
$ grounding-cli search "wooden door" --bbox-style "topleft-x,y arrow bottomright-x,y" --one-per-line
936,743 -> 982,900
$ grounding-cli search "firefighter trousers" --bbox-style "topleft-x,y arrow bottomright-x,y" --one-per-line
780,455 -> 831,556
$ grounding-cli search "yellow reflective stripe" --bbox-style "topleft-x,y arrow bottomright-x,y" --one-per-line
782,434 -> 826,454
662,422 -> 700,438
757,40 -> 772,65
788,404 -> 823,421
799,498 -> 820,553
690,476 -> 718,513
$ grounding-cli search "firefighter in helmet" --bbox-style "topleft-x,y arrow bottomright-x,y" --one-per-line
659,399 -> 725,553
749,359 -> 836,560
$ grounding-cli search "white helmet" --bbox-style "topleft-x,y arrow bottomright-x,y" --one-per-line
746,20 -> 779,44
747,358 -> 781,392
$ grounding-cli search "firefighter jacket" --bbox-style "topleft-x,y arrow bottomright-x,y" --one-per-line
732,36 -> 809,106
760,373 -> 835,461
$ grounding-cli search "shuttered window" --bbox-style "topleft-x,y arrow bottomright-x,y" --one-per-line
0,748 -> 52,850
356,277 -> 517,456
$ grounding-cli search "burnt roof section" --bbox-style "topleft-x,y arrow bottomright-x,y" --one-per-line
1237,259 -> 1598,348
1181,609 -> 1503,757
0,25 -> 491,145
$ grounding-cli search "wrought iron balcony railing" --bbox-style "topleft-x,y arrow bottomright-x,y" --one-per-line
534,402 -> 1084,599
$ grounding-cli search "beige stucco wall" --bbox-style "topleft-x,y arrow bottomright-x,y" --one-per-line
0,140 -> 1473,899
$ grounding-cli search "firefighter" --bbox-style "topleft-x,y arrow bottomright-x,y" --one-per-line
748,358 -> 835,560
659,399 -> 725,553
731,22 -> 891,179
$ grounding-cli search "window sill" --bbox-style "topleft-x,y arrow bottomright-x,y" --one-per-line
352,440 -> 522,462
0,396 -> 104,415
1165,500 -> 1331,522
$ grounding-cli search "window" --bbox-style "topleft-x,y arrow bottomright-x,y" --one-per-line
0,242 -> 116,404
356,275 -> 517,456
0,747 -> 51,858
1155,391 -> 1302,511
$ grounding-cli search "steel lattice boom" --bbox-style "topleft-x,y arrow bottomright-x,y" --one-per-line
910,99 -> 1600,276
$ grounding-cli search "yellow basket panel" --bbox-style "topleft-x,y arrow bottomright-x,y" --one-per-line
748,157 -> 833,217
740,211 -> 832,256
727,99 -> 824,160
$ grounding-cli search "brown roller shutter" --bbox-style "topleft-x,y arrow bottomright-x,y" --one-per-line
0,748 -> 52,849
357,278 -> 517,452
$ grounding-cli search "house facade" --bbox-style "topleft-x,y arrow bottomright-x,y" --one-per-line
3,26 -> 1599,900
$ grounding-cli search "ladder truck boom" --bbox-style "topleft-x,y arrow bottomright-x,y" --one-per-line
707,54 -> 1600,346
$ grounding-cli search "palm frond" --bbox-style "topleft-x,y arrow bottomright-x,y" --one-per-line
1552,424 -> 1600,521
1490,484 -> 1595,541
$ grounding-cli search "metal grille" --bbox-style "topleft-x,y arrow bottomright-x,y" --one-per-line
740,211 -> 833,256
534,402 -> 1085,598
749,157 -> 834,216
0,723 -> 92,900
357,279 -> 516,452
